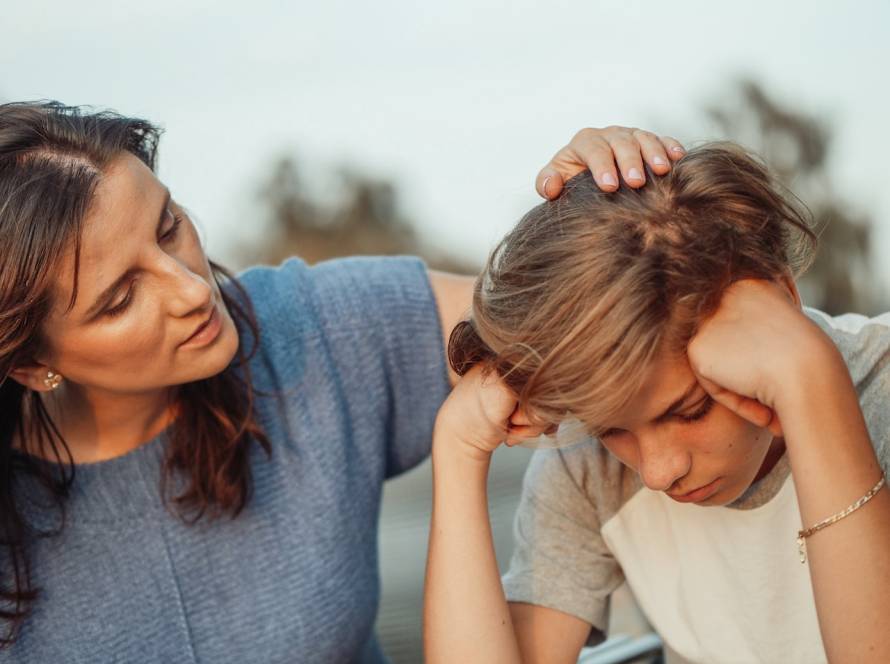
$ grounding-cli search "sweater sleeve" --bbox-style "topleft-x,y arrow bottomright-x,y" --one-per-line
303,255 -> 451,477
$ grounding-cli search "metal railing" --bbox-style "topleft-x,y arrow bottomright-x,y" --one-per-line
578,633 -> 664,664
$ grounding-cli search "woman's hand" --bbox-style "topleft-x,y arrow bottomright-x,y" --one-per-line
536,126 -> 685,199
686,279 -> 835,436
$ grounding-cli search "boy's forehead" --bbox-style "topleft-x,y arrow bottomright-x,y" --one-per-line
642,351 -> 695,398
610,352 -> 698,426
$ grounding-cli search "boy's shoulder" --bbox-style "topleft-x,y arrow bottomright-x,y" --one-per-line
525,430 -> 644,528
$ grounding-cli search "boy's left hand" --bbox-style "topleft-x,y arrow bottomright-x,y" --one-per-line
686,279 -> 834,437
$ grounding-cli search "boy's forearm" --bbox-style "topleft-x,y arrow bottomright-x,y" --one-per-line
424,430 -> 522,664
779,340 -> 890,663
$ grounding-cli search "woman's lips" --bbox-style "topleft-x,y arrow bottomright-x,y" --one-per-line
667,477 -> 722,504
180,305 -> 222,349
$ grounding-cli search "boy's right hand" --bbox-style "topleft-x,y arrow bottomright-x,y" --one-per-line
434,365 -> 541,460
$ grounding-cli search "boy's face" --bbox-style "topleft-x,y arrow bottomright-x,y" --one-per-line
596,350 -> 783,506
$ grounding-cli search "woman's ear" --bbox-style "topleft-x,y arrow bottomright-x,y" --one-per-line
8,364 -> 63,393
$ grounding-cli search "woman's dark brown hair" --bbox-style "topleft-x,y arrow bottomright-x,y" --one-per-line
0,101 -> 270,646
449,142 -> 818,435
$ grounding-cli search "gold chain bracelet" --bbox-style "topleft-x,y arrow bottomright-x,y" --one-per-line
797,473 -> 885,563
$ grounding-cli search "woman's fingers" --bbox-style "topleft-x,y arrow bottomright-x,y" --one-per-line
604,127 -> 685,187
632,129 -> 672,175
659,135 -> 686,161
536,166 -> 566,200
536,127 -> 685,199
605,134 -> 648,188
567,131 -> 622,191
536,136 -> 619,199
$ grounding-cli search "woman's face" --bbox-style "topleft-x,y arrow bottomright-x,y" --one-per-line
596,349 -> 781,506
35,152 -> 239,396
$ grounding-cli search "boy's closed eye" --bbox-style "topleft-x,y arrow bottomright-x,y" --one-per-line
598,394 -> 716,439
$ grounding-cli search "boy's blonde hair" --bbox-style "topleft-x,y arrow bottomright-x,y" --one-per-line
449,142 -> 816,433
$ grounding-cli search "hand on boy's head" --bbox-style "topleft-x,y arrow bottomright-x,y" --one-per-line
536,126 -> 685,200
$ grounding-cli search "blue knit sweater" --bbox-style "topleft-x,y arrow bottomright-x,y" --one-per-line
4,256 -> 450,663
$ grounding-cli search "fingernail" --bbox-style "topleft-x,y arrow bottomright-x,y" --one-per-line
653,156 -> 667,166
601,172 -> 618,187
542,176 -> 551,198
627,168 -> 643,182
671,146 -> 685,154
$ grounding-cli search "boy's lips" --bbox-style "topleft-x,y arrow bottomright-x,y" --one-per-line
667,477 -> 722,503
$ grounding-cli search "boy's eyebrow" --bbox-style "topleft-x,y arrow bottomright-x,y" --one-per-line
654,380 -> 702,422
597,380 -> 704,437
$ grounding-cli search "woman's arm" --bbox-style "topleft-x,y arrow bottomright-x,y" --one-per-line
688,280 -> 890,663
428,270 -> 475,386
423,367 -> 591,663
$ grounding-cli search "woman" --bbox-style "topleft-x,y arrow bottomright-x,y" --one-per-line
424,143 -> 890,663
0,101 -> 681,661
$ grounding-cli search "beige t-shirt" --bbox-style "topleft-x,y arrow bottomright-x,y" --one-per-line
502,308 -> 890,664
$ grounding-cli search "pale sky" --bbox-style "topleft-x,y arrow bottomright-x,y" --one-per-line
3,0 -> 889,285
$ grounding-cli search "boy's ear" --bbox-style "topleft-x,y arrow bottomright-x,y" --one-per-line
8,364 -> 63,393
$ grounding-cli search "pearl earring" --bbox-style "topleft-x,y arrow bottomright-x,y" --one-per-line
43,370 -> 63,390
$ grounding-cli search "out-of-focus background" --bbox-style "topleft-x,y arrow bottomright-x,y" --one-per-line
5,1 -> 888,661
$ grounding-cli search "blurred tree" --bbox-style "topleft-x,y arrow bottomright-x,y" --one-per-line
707,79 -> 887,315
243,155 -> 475,273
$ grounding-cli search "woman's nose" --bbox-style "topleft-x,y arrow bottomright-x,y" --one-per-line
636,432 -> 691,492
159,256 -> 213,316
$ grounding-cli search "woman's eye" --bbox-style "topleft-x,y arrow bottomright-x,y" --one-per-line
160,211 -> 183,242
677,396 -> 715,423
105,284 -> 135,318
